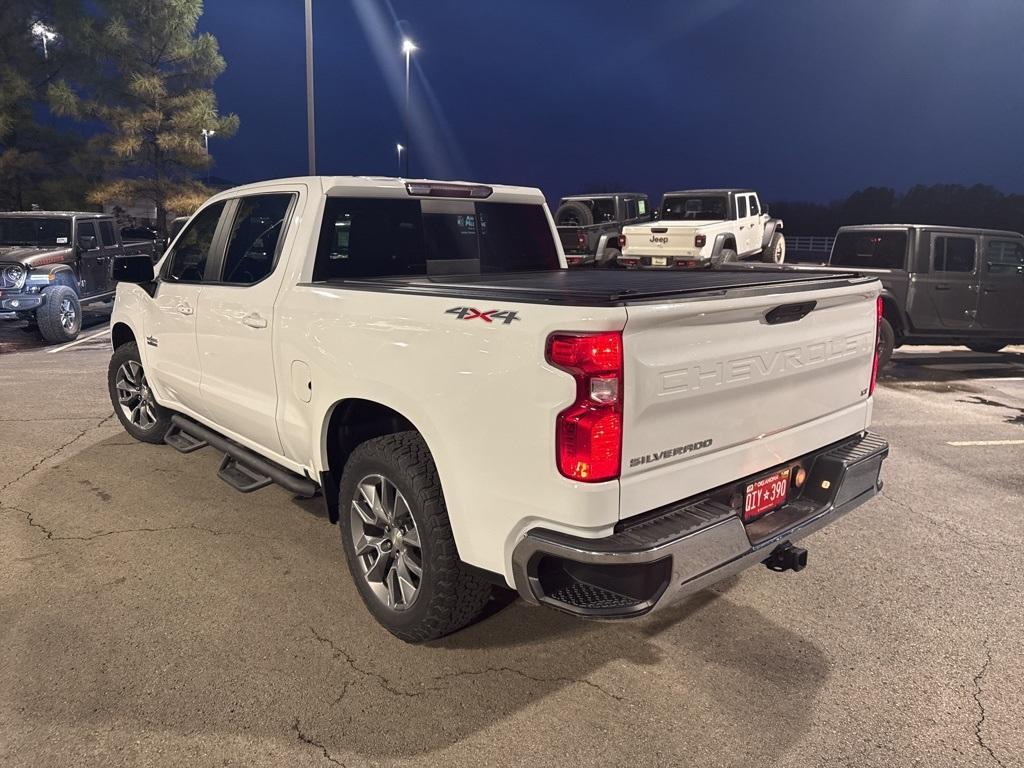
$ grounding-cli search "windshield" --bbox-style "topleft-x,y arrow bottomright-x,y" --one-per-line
661,196 -> 727,221
0,217 -> 73,247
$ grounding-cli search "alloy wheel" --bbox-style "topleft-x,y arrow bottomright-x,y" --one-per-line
115,360 -> 158,430
349,474 -> 423,611
59,297 -> 77,331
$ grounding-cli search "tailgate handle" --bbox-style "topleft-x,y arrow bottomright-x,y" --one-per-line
765,301 -> 817,325
651,227 -> 668,233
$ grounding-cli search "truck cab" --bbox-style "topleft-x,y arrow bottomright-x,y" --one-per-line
829,224 -> 1024,363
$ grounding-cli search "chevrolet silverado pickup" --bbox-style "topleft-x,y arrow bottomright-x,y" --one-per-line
620,189 -> 784,268
107,176 -> 888,642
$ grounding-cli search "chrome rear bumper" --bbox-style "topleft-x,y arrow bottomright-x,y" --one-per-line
511,432 -> 889,618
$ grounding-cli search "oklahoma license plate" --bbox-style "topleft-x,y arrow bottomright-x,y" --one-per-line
651,256 -> 668,266
744,468 -> 790,521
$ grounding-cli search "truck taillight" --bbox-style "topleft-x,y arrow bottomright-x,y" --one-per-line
870,296 -> 882,395
546,332 -> 623,483
695,234 -> 706,247
576,231 -> 587,249
618,234 -> 626,249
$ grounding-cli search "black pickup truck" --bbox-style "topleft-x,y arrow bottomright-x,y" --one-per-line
0,211 -> 158,343
554,192 -> 652,267
828,224 -> 1024,365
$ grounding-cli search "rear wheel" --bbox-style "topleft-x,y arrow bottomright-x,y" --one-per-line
878,317 -> 895,369
339,431 -> 495,642
108,341 -> 172,443
598,247 -> 621,267
717,248 -> 738,265
36,285 -> 81,343
966,341 -> 1006,354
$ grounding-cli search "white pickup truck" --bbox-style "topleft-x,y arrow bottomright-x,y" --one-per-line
620,188 -> 785,269
108,176 -> 888,642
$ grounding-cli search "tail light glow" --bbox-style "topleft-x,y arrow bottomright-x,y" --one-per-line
618,234 -> 627,249
695,234 -> 706,247
546,332 -> 623,482
575,231 -> 587,250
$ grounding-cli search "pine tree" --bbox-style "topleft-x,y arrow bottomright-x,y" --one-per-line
48,0 -> 238,231
0,0 -> 92,210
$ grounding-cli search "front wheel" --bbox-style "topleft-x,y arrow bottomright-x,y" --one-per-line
36,285 -> 81,343
339,431 -> 496,642
108,341 -> 172,443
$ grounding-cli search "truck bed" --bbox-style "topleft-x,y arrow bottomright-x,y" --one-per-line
320,267 -> 871,307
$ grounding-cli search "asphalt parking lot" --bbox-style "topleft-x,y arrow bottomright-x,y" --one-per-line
1,311 -> 1022,768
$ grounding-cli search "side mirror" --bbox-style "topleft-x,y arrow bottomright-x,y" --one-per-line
112,254 -> 155,284
78,234 -> 97,251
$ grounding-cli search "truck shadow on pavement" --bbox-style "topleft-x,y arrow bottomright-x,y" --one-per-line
882,348 -> 1024,387
6,432 -> 830,765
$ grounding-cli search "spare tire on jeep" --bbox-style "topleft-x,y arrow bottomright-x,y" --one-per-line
554,200 -> 594,227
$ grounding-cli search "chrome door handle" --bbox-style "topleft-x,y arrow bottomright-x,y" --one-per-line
242,312 -> 267,329
177,302 -> 194,315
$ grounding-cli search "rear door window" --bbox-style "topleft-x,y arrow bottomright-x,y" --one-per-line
831,230 -> 908,269
98,220 -> 117,247
933,236 -> 976,273
313,197 -> 558,280
623,199 -> 637,220
77,220 -> 98,248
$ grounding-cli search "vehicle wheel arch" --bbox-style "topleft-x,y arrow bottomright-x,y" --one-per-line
879,294 -> 906,340
111,321 -> 136,351
320,397 -> 426,523
761,219 -> 784,249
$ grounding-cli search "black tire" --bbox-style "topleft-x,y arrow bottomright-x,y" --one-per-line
338,431 -> 495,643
554,200 -> 594,227
108,341 -> 172,444
877,317 -> 895,369
762,232 -> 786,264
36,285 -> 81,343
598,247 -> 621,267
966,342 -> 1006,354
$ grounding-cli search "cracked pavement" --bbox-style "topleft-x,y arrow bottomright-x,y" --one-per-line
1,337 -> 1022,767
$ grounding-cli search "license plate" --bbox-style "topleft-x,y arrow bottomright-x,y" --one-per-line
744,468 -> 790,521
651,256 -> 667,266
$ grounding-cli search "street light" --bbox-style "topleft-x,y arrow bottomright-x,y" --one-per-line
31,21 -> 57,59
304,0 -> 316,175
401,38 -> 417,177
396,144 -> 404,176
201,129 -> 215,183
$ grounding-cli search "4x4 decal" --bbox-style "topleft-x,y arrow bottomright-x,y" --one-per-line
445,307 -> 521,324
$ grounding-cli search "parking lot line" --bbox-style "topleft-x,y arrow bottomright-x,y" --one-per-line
45,327 -> 111,354
946,439 -> 1024,446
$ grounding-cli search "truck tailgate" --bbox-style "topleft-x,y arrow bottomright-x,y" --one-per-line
619,280 -> 878,519
626,223 -> 699,253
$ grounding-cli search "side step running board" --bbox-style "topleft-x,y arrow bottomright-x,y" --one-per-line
167,414 -> 319,498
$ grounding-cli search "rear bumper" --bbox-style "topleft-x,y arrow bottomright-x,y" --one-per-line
511,431 -> 889,618
619,254 -> 709,269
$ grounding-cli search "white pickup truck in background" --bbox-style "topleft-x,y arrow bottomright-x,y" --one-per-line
107,176 -> 888,642
620,188 -> 785,269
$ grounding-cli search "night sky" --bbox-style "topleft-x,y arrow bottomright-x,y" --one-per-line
198,0 -> 1024,206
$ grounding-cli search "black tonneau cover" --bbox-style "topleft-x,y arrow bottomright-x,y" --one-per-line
317,267 -> 871,307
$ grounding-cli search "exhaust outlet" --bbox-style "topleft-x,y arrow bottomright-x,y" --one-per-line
763,542 -> 808,573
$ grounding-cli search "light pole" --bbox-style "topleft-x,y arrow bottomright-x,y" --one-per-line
201,128 -> 215,183
401,38 -> 417,178
304,0 -> 316,175
31,21 -> 57,59
396,144 -> 404,176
